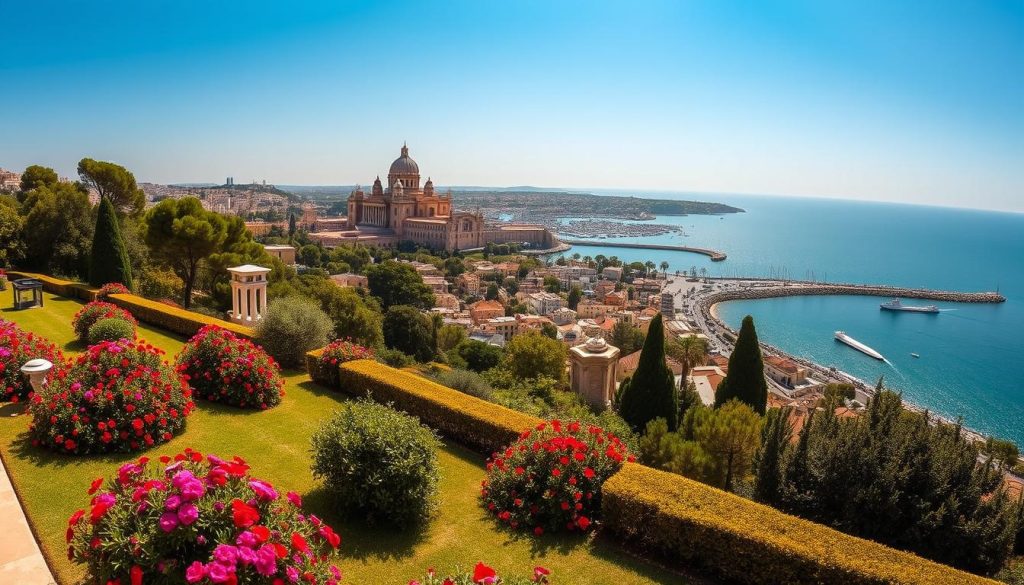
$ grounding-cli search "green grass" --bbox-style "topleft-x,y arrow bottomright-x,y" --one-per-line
0,293 -> 688,585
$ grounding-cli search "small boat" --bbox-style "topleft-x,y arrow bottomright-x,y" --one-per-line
880,299 -> 939,313
911,353 -> 920,358
834,331 -> 885,360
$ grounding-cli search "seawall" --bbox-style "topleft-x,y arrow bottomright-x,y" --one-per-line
704,282 -> 1005,305
561,239 -> 727,261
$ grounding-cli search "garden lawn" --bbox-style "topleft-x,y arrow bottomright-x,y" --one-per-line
0,293 -> 688,585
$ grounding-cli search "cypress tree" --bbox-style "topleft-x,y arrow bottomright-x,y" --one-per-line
616,313 -> 679,432
753,407 -> 792,505
88,196 -> 133,289
288,213 -> 297,237
715,315 -> 767,414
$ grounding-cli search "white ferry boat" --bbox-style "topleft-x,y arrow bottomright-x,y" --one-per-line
834,331 -> 885,360
879,299 -> 939,313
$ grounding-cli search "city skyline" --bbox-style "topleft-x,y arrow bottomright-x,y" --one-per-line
3,1 -> 1022,212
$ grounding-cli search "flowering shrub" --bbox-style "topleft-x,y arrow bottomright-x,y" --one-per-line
313,339 -> 374,387
311,399 -> 441,526
412,563 -> 549,585
176,325 -> 284,409
87,317 -> 137,345
96,282 -> 131,300
72,300 -> 137,342
66,448 -> 342,585
481,420 -> 633,535
28,339 -> 193,454
0,320 -> 64,403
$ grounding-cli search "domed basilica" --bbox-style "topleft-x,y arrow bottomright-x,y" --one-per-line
313,144 -> 556,253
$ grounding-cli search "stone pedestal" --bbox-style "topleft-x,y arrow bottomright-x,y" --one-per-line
227,265 -> 270,325
569,337 -> 620,409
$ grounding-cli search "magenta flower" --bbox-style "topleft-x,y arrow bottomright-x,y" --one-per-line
177,502 -> 199,526
185,561 -> 206,583
164,494 -> 182,511
254,543 -> 277,576
158,511 -> 179,533
235,530 -> 257,548
206,562 -> 231,584
213,544 -> 238,565
248,479 -> 278,502
286,491 -> 302,507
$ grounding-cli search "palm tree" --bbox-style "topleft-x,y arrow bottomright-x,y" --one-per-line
690,265 -> 697,278
700,267 -> 707,281
660,261 -> 670,278
669,335 -> 708,393
645,261 -> 656,276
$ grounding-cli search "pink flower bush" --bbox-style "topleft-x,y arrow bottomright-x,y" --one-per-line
72,300 -> 137,342
28,339 -> 193,454
96,282 -> 131,300
313,339 -> 374,388
0,319 -> 64,403
481,420 -> 634,535
411,563 -> 550,584
176,325 -> 284,409
66,448 -> 342,585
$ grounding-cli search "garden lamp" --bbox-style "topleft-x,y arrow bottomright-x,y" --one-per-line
21,358 -> 53,394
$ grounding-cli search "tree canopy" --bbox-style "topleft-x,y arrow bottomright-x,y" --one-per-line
19,181 -> 94,278
77,158 -> 145,216
143,197 -> 228,308
19,165 -> 59,194
501,332 -> 567,384
366,260 -> 435,310
383,305 -> 436,362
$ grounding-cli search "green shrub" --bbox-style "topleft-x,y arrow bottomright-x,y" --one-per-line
601,462 -> 1001,585
86,317 -> 136,344
311,400 -> 441,526
254,296 -> 333,368
72,300 -> 137,342
432,369 -> 493,400
376,346 -> 414,368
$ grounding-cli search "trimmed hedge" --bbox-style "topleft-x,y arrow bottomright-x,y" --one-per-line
332,359 -> 542,455
601,462 -> 1001,585
6,270 -> 98,301
107,293 -> 254,340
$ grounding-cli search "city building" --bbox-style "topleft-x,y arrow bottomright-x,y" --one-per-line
528,292 -> 566,316
616,350 -> 683,382
601,266 -> 623,281
309,145 -> 558,252
456,273 -> 482,296
422,275 -> 451,294
689,365 -> 727,406
469,300 -> 505,324
480,316 -> 517,342
262,244 -> 296,265
433,293 -> 461,311
550,307 -> 578,325
329,273 -> 368,289
0,168 -> 20,191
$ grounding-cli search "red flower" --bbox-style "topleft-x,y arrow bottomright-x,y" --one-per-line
577,516 -> 591,530
130,565 -> 143,585
87,477 -> 104,495
231,499 -> 260,528
291,532 -> 310,553
251,525 -> 270,543
472,562 -> 497,583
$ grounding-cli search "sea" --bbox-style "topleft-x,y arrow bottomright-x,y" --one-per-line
547,192 -> 1024,446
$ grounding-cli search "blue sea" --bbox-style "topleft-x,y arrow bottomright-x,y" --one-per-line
550,193 -> 1024,445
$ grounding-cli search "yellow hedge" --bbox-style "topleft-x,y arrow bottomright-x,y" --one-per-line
602,463 -> 1001,585
5,271 -> 98,301
334,359 -> 542,455
107,293 -> 255,340
304,348 -> 330,385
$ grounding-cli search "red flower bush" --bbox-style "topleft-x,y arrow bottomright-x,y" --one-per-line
0,320 -> 64,403
96,282 -> 131,300
28,339 -> 193,454
481,420 -> 633,535
66,448 -> 342,585
72,300 -> 137,342
412,563 -> 549,584
314,339 -> 374,387
176,325 -> 284,409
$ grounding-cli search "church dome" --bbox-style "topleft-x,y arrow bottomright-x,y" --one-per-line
389,144 -> 419,175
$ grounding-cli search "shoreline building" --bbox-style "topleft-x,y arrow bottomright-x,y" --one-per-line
310,145 -> 559,252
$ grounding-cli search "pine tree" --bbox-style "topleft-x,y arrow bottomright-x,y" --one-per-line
753,407 -> 792,505
617,313 -> 679,431
89,196 -> 133,289
715,315 -> 767,414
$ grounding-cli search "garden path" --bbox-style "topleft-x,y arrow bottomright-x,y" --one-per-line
0,449 -> 56,584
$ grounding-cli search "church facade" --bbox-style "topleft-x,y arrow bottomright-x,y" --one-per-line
310,145 -> 557,253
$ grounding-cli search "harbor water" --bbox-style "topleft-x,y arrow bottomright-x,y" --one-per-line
552,192 -> 1024,445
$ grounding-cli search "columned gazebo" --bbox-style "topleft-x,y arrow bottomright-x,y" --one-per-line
11,278 -> 44,310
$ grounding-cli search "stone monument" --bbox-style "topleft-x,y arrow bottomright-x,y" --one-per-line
569,337 -> 620,409
227,265 -> 270,325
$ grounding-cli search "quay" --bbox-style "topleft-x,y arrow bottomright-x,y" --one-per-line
701,280 -> 1005,304
561,239 -> 728,261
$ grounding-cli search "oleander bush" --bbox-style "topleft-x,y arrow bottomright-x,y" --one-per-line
336,359 -> 542,455
309,339 -> 374,387
176,325 -> 284,409
415,563 -> 550,584
87,317 -> 137,344
481,419 -> 633,535
66,448 -> 342,585
72,300 -> 137,342
255,296 -> 333,368
28,339 -> 193,454
0,320 -> 64,403
311,400 -> 441,526
96,281 -> 131,300
600,462 -> 1001,585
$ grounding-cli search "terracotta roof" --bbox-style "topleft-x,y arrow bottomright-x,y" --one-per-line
470,300 -> 503,312
617,350 -> 683,376
765,355 -> 801,374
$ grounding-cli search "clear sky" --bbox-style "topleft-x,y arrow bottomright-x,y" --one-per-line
2,1 -> 1022,211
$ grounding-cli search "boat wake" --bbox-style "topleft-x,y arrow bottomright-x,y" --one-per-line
883,358 -> 906,380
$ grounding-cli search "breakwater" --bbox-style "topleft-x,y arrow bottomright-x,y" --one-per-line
704,281 -> 1005,305
562,239 -> 727,261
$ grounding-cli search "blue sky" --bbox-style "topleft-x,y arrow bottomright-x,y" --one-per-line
2,0 -> 1022,211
